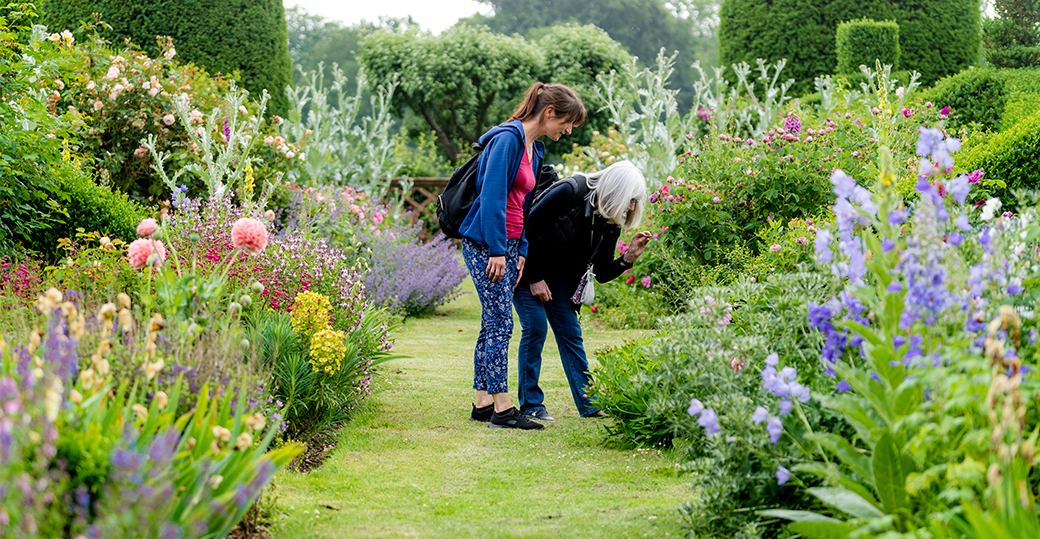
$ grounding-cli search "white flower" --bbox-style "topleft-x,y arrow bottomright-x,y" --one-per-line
86,80 -> 96,90
980,198 -> 1002,221
895,86 -> 905,98
164,47 -> 176,60
163,114 -> 175,125
104,66 -> 120,80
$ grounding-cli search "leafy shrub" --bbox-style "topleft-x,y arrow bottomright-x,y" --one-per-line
961,108 -> 1040,204
836,18 -> 901,75
29,168 -> 148,261
921,66 -> 1040,131
0,6 -> 76,255
589,272 -> 841,536
39,0 -> 293,115
586,277 -> 670,330
982,0 -> 1040,68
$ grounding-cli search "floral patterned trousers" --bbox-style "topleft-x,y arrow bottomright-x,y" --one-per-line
462,238 -> 519,394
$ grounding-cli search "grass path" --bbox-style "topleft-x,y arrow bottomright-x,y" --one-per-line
270,280 -> 691,538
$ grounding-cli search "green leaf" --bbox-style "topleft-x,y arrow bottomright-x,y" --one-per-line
788,521 -> 858,539
807,487 -> 885,519
759,509 -> 840,523
872,433 -> 907,513
808,432 -> 872,481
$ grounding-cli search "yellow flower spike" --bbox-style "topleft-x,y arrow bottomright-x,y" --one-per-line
878,145 -> 896,187
291,291 -> 333,337
309,328 -> 346,374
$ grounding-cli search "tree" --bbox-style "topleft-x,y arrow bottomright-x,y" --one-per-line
38,0 -> 293,115
719,0 -> 981,92
983,0 -> 1040,67
360,26 -> 542,162
535,24 -> 634,156
471,0 -> 721,111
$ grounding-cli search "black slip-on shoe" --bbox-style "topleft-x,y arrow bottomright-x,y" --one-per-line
489,407 -> 545,430
470,403 -> 494,422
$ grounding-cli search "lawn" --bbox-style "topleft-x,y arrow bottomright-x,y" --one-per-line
269,279 -> 691,538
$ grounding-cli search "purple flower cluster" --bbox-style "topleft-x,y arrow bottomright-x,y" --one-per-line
359,222 -> 467,316
784,113 -> 802,135
819,170 -> 876,286
687,398 -> 720,435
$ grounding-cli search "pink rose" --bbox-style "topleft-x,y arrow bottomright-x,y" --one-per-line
769,244 -> 782,252
127,239 -> 166,270
163,114 -> 175,126
795,236 -> 809,246
231,218 -> 269,255
712,196 -> 721,203
640,276 -> 652,288
136,218 -> 157,237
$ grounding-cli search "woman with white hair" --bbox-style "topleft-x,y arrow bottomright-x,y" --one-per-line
514,160 -> 652,420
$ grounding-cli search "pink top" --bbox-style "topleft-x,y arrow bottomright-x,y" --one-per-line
506,148 -> 535,239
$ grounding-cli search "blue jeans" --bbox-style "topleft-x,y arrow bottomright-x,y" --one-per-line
513,286 -> 600,417
462,238 -> 519,394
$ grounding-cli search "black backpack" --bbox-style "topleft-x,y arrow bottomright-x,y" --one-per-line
436,133 -> 557,239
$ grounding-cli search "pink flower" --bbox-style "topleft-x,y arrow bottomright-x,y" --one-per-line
730,357 -> 745,372
163,114 -> 175,125
104,66 -> 120,80
925,101 -> 934,108
133,146 -> 149,159
264,209 -> 276,221
640,276 -> 652,288
127,239 -> 166,270
940,106 -> 950,116
967,169 -> 984,185
136,218 -> 157,237
626,276 -> 635,285
769,244 -> 782,252
871,107 -> 880,115
231,218 -> 269,255
795,236 -> 809,246
712,196 -> 721,203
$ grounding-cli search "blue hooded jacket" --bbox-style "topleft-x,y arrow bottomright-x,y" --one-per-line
458,119 -> 544,258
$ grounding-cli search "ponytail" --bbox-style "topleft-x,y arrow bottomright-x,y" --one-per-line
510,82 -> 586,126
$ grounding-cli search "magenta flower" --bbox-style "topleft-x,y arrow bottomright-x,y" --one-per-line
769,244 -> 782,252
640,276 -> 652,288
940,106 -> 951,116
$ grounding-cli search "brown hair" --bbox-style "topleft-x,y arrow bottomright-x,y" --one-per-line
509,83 -> 586,127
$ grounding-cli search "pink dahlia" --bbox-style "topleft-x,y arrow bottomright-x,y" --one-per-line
127,239 -> 166,270
136,218 -> 157,237
231,218 -> 268,255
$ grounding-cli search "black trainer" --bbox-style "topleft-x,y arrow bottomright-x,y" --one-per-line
470,403 -> 493,422
489,407 -> 545,430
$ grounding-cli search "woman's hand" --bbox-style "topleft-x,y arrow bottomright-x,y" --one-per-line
516,256 -> 526,287
624,231 -> 652,264
486,256 -> 506,282
530,280 -> 552,302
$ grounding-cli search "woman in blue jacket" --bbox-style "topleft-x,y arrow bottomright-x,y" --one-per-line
460,82 -> 585,430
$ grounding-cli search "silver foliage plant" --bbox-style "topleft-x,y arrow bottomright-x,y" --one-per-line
143,81 -> 278,214
282,63 -> 405,199
592,49 -> 691,186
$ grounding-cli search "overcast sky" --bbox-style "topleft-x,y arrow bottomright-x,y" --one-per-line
286,0 -> 492,33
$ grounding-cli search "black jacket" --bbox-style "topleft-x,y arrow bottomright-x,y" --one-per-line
523,177 -> 630,304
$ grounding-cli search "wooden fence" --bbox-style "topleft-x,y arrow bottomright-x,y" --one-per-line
389,177 -> 449,240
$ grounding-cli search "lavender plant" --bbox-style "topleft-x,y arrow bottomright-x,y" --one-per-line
358,220 -> 468,316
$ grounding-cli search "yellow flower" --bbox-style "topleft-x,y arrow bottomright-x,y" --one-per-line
290,291 -> 332,336
242,164 -> 254,195
309,328 -> 346,374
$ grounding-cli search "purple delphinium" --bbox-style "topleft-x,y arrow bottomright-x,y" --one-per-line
698,408 -> 721,435
776,465 -> 791,485
752,406 -> 768,424
766,416 -> 783,443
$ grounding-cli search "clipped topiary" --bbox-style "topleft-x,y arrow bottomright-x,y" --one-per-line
836,18 -> 900,74
961,108 -> 1040,205
38,0 -> 292,116
719,0 -> 981,92
922,66 -> 1040,131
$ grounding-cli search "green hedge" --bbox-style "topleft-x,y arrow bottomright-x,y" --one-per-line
29,171 -> 148,261
922,66 -> 1040,131
961,108 -> 1040,204
836,18 -> 900,74
719,0 -> 981,92
38,0 -> 292,116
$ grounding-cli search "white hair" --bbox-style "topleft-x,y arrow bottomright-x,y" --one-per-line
578,160 -> 647,229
